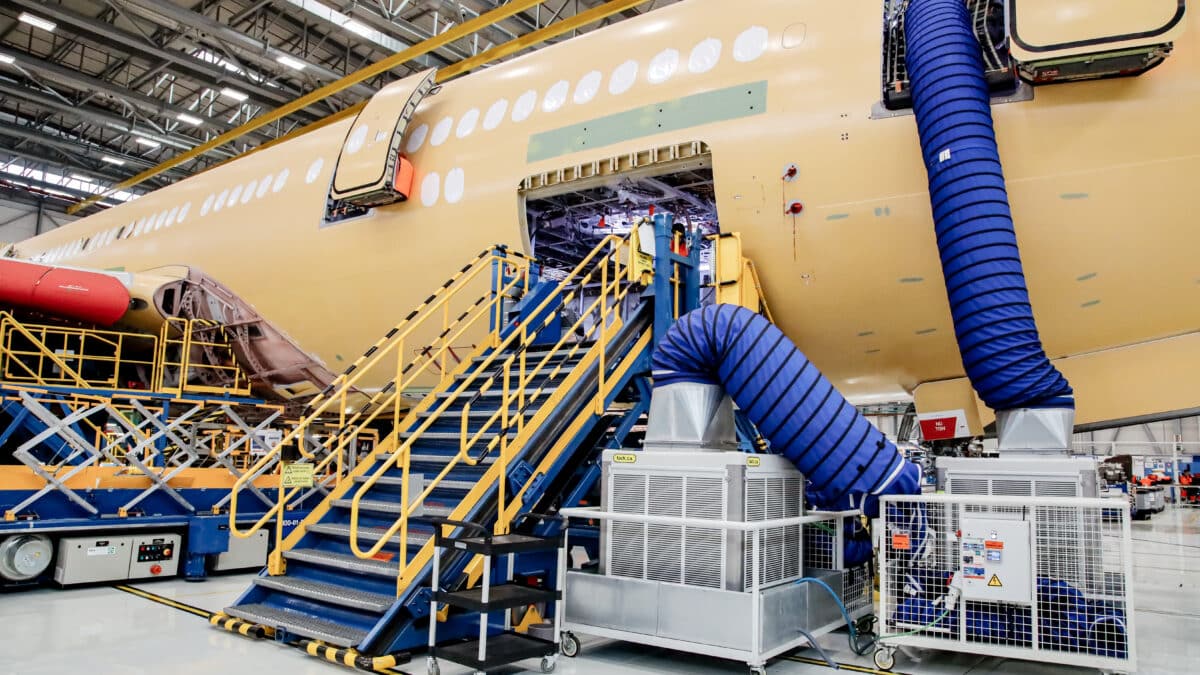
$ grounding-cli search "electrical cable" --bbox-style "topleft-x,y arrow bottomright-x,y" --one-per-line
794,575 -> 959,659
792,576 -> 878,656
874,606 -> 953,640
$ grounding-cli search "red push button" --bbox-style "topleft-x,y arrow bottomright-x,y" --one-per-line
150,564 -> 162,575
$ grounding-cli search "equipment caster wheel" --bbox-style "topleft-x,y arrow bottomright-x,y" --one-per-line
560,631 -> 580,658
425,657 -> 440,675
873,646 -> 896,671
541,655 -> 557,673
749,666 -> 767,675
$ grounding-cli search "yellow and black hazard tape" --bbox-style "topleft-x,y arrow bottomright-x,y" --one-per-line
113,584 -> 214,620
208,612 -> 272,639
302,639 -> 409,673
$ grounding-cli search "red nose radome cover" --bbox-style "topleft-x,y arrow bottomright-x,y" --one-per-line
0,258 -> 130,325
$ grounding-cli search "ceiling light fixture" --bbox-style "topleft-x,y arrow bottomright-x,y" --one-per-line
219,87 -> 249,102
0,55 -> 15,65
18,13 -> 56,32
135,137 -> 161,148
101,156 -> 126,166
275,54 -> 306,71
343,20 -> 372,38
176,112 -> 203,125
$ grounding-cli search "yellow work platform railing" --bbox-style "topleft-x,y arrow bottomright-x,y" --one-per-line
0,311 -> 251,397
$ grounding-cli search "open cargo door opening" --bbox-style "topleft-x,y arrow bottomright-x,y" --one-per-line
521,142 -> 719,282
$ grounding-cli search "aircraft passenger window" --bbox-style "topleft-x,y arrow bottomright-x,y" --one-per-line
880,0 -> 1015,110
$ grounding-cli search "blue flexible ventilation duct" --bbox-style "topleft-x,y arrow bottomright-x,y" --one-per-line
906,0 -> 1073,411
653,304 -> 921,517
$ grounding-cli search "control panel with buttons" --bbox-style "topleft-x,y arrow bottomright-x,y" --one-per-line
127,534 -> 181,579
137,541 -> 174,563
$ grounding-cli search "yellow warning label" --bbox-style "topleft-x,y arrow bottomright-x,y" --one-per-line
747,457 -> 761,467
280,462 -> 315,489
988,574 -> 1003,588
612,453 -> 637,464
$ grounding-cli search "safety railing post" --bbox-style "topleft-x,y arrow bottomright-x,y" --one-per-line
518,326 -> 526,433
596,252 -> 608,415
498,358 -> 510,535
399,431 -> 411,590
180,320 -> 194,394
269,459 -> 287,575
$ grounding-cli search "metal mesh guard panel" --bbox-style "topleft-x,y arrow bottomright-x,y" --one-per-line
879,494 -> 1133,671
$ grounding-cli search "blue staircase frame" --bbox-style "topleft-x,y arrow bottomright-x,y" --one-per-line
219,214 -> 707,661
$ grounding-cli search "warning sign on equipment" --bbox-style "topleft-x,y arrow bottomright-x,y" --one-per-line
281,462 -> 315,488
988,574 -> 1003,587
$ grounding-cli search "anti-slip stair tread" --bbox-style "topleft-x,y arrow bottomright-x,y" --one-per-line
349,474 -> 475,491
417,409 -> 507,418
436,388 -> 549,399
470,344 -> 592,363
453,366 -> 578,381
398,430 -> 518,441
408,453 -> 497,465
253,576 -> 394,613
332,498 -> 452,517
306,522 -> 432,546
222,602 -> 367,647
351,474 -> 410,486
283,548 -> 399,578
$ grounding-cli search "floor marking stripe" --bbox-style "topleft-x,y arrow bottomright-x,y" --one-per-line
112,584 -> 213,619
112,584 -> 414,673
784,654 -> 914,675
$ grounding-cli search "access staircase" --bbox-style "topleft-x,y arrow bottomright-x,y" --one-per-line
215,226 -> 690,661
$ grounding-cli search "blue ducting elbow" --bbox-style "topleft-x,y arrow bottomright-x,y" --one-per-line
653,305 -> 921,517
905,0 -> 1073,411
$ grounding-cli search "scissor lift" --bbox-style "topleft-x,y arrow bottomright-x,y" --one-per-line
0,312 -> 360,585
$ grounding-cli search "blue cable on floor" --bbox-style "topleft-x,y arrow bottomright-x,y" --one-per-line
793,576 -> 875,656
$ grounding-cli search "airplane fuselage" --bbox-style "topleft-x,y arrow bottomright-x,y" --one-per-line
14,0 -> 1200,429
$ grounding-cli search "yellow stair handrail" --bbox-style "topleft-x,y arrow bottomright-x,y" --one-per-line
707,232 -> 773,321
228,246 -> 535,544
343,235 -> 652,593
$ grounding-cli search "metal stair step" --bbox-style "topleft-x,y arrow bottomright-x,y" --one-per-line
332,498 -> 452,517
398,430 -> 518,441
471,344 -> 591,363
352,474 -> 409,486
454,365 -> 577,381
417,408 -> 501,419
350,474 -> 476,492
222,602 -> 367,647
282,548 -> 398,578
436,387 -> 549,399
253,576 -> 394,613
306,522 -> 431,547
408,453 -> 496,465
